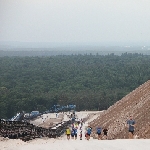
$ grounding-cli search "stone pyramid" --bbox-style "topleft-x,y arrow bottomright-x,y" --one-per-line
89,80 -> 150,139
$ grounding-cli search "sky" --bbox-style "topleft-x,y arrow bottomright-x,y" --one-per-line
0,0 -> 150,46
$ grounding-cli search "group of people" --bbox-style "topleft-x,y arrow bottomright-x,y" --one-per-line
95,116 -> 136,140
66,115 -> 136,140
66,119 -> 84,140
95,127 -> 108,140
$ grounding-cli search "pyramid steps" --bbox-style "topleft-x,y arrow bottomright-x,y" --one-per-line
89,80 -> 150,139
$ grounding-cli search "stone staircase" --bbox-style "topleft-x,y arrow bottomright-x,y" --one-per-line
89,80 -> 150,139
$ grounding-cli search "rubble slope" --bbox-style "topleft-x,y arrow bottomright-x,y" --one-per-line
89,80 -> 150,139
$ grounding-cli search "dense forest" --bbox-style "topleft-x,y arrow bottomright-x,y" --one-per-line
0,53 -> 150,118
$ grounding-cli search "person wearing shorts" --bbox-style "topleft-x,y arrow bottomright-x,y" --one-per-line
86,126 -> 92,140
66,127 -> 71,140
103,128 -> 108,139
97,127 -> 102,140
127,116 -> 135,139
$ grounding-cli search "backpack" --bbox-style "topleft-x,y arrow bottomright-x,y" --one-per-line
97,128 -> 101,134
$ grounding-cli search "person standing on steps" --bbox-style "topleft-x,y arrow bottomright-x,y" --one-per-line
127,115 -> 136,139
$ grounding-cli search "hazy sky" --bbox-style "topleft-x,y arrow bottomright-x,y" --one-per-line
0,0 -> 150,46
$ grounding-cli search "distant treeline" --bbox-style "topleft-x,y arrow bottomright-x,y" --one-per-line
1,47 -> 150,57
0,53 -> 150,118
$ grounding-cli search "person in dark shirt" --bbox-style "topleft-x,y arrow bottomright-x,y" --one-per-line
74,127 -> 78,140
103,128 -> 108,139
127,115 -> 135,139
71,128 -> 75,139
